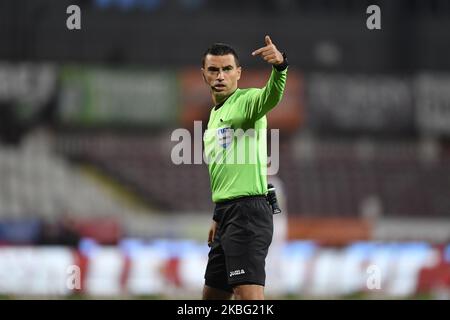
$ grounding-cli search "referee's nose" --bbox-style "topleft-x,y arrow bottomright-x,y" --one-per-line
216,69 -> 225,81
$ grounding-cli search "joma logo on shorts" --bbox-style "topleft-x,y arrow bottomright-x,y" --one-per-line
230,269 -> 245,277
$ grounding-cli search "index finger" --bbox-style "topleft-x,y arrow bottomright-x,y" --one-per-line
252,46 -> 271,56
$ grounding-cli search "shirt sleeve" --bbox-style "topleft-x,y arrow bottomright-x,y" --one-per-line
242,67 -> 288,122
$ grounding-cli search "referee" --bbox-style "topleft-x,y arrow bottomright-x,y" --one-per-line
201,36 -> 288,300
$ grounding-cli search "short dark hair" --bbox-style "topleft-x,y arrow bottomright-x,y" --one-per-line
202,43 -> 240,67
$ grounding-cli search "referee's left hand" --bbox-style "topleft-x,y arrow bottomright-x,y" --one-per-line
252,35 -> 284,66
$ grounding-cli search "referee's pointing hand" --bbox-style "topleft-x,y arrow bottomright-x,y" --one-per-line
252,35 -> 284,66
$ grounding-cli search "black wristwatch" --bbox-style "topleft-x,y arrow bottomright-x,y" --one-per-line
274,52 -> 288,71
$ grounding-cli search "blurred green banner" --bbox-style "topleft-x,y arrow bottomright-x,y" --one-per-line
58,66 -> 178,127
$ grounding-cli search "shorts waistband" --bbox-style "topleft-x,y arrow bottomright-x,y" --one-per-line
214,195 -> 267,208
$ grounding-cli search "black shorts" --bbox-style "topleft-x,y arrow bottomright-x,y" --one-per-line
204,195 -> 274,293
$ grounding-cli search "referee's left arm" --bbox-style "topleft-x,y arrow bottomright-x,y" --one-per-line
243,35 -> 288,121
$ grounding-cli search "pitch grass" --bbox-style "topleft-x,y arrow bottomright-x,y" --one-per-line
0,293 -> 435,300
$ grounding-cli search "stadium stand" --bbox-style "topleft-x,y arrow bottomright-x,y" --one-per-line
54,132 -> 450,218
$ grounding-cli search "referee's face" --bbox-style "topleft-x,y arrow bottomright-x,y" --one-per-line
202,54 -> 241,99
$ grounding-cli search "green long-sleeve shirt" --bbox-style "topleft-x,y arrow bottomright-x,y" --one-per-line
203,67 -> 287,203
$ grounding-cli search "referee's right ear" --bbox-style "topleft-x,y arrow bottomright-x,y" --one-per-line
201,69 -> 207,84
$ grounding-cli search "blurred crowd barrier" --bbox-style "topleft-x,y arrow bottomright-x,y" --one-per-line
0,240 -> 449,299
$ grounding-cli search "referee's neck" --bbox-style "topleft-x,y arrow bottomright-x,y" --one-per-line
212,89 -> 238,108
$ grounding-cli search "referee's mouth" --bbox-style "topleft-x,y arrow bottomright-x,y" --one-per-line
213,84 -> 226,91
